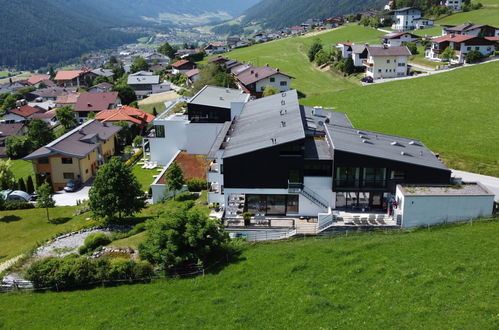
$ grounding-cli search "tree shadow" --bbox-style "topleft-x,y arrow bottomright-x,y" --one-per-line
48,217 -> 72,224
0,215 -> 22,223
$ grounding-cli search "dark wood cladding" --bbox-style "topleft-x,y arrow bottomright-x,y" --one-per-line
187,104 -> 231,123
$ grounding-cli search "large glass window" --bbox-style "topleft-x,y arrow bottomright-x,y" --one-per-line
286,195 -> 299,214
267,195 -> 286,215
304,162 -> 332,177
247,195 -> 266,215
335,167 -> 359,187
154,125 -> 165,138
61,157 -> 73,164
246,195 -> 299,215
363,168 -> 386,187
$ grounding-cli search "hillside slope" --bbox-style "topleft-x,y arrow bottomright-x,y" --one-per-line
0,220 -> 497,328
0,0 -> 138,69
243,0 -> 386,28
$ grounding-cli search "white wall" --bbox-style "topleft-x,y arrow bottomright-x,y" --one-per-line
149,119 -> 188,165
3,113 -> 26,123
255,73 -> 291,93
396,187 -> 495,229
185,123 -> 225,155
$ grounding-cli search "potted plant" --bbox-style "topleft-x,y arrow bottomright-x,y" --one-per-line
243,212 -> 252,227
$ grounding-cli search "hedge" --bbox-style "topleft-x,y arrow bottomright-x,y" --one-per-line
125,149 -> 144,167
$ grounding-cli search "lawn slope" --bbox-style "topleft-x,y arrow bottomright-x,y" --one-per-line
0,220 -> 497,328
302,61 -> 499,176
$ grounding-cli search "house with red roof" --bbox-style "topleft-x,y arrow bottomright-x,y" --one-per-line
204,42 -> 227,56
94,105 -> 155,133
54,70 -> 97,88
234,65 -> 293,97
171,60 -> 196,75
291,26 -> 305,35
3,105 -> 43,123
32,109 -> 58,127
26,75 -> 54,88
185,69 -> 201,86
442,23 -> 498,37
74,92 -> 120,123
425,34 -> 496,64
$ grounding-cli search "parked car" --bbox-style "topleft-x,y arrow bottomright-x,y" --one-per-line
64,180 -> 81,192
0,190 -> 31,202
361,76 -> 374,83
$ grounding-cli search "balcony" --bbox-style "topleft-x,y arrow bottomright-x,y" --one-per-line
334,179 -> 387,189
362,60 -> 373,67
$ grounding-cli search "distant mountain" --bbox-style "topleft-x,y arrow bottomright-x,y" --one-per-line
0,0 -> 138,70
242,0 -> 387,29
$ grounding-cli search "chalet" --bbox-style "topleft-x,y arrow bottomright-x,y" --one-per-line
204,42 -> 227,55
186,69 -> 201,86
291,26 -> 305,35
391,7 -> 423,31
425,34 -> 496,63
54,70 -> 96,88
127,72 -> 161,100
209,56 -> 230,65
24,120 -> 121,191
91,68 -> 114,78
0,123 -> 27,157
234,65 -> 293,97
32,109 -> 58,127
205,90 -> 452,221
337,42 -> 353,59
337,43 -> 373,67
94,105 -> 155,133
413,17 -> 434,30
3,105 -> 43,123
227,36 -> 241,48
148,86 -> 250,170
74,92 -> 120,122
171,60 -> 196,75
323,17 -> 343,29
381,32 -> 420,47
443,0 -> 462,11
363,45 -> 412,79
88,82 -> 114,93
26,75 -> 53,88
442,23 -> 499,37
55,93 -> 80,108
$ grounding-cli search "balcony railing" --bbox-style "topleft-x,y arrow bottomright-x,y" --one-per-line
334,179 -> 387,189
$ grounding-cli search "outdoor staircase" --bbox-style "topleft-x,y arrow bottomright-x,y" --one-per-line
288,181 -> 330,210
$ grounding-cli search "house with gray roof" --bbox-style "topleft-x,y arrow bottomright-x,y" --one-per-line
363,45 -> 412,79
205,90 -> 451,221
234,65 -> 293,97
127,72 -> 161,100
24,120 -> 122,191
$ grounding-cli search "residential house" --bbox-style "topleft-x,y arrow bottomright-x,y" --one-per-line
253,33 -> 268,43
144,52 -> 170,65
205,90 -> 451,219
227,36 -> 241,48
32,109 -> 58,127
127,72 -> 161,100
95,105 -> 155,134
443,0 -> 462,11
29,87 -> 78,102
323,17 -> 343,29
55,93 -> 80,108
291,26 -> 306,35
0,123 -> 27,157
233,40 -> 251,49
425,34 -> 496,63
337,42 -> 354,59
171,60 -> 196,75
74,92 -> 121,122
363,45 -> 412,79
54,70 -> 96,88
88,82 -> 114,93
336,43 -> 372,67
186,69 -> 201,86
384,1 -> 395,10
152,81 -> 172,94
148,86 -> 250,171
442,23 -> 499,37
3,105 -> 43,123
24,120 -> 122,191
204,42 -> 228,55
209,56 -> 230,65
391,7 -> 423,31
26,75 -> 54,88
91,68 -> 114,78
413,17 -> 434,30
381,32 -> 420,46
234,65 -> 293,97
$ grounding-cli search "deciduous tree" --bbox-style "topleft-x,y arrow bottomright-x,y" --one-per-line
37,182 -> 55,222
0,159 -> 15,190
28,118 -> 55,150
263,85 -> 280,97
56,106 -> 77,131
166,162 -> 185,200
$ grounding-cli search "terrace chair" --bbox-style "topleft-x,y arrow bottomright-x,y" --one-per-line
353,216 -> 361,225
361,218 -> 369,225
368,214 -> 377,225
377,215 -> 386,225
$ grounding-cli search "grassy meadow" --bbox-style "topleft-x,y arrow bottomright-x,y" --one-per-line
9,159 -> 34,181
437,7 -> 499,26
0,219 -> 497,328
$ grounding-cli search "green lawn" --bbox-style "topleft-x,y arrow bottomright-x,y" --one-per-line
0,207 -> 89,263
0,71 -> 21,79
436,7 -> 499,26
131,161 -> 161,191
224,25 -> 383,98
109,232 -> 147,249
303,61 -> 499,176
411,26 -> 442,37
9,159 -> 34,181
0,219 -> 497,328
409,46 -> 439,69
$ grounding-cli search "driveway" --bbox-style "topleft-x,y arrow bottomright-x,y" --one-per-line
52,182 -> 92,206
452,170 -> 499,201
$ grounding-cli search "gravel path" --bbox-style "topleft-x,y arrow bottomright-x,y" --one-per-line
35,229 -> 112,258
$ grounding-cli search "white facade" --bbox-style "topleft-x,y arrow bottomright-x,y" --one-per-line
445,0 -> 462,10
414,18 -> 434,30
392,8 -> 422,31
255,73 -> 292,93
395,184 -> 494,228
383,34 -> 419,47
364,55 -> 409,79
3,113 -> 27,123
336,44 -> 352,59
425,40 -> 495,64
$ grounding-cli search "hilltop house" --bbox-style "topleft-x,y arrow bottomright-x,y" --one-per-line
291,26 -> 306,35
391,7 -> 423,31
234,65 -> 293,97
3,105 -> 43,123
24,120 -> 121,191
144,52 -> 170,65
425,34 -> 496,63
337,43 -> 375,67
363,45 -> 412,79
381,32 -> 420,47
204,42 -> 227,55
127,72 -> 161,100
443,0 -> 462,11
414,17 -> 434,30
171,60 -> 196,75
206,90 -> 452,220
442,23 -> 499,37
74,92 -> 121,122
54,70 -> 96,88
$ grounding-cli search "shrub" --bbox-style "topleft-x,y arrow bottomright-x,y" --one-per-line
124,149 -> 144,167
133,135 -> 143,148
4,202 -> 35,210
466,50 -> 483,64
72,200 -> 91,216
79,233 -> 111,255
187,178 -> 207,192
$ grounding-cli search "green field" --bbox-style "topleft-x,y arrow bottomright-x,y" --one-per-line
131,161 -> 161,191
411,26 -> 442,37
0,219 -> 497,328
224,25 -> 383,98
436,7 -> 499,26
0,207 -> 89,263
9,159 -> 34,181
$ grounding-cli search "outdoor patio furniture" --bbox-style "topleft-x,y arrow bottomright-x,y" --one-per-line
353,216 -> 361,225
361,218 -> 368,225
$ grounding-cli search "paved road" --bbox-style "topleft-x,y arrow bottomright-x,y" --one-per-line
52,184 -> 91,206
452,169 -> 499,201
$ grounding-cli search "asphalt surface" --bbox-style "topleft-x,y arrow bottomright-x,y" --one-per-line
52,183 -> 91,206
452,169 -> 499,201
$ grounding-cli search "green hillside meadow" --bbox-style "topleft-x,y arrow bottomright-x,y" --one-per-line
0,220 -> 497,328
219,24 -> 499,176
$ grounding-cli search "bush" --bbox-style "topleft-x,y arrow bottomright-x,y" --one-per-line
466,50 -> 483,64
187,178 -> 207,192
79,233 -> 111,255
133,135 -> 143,148
26,256 -> 153,290
124,149 -> 144,167
4,202 -> 34,210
